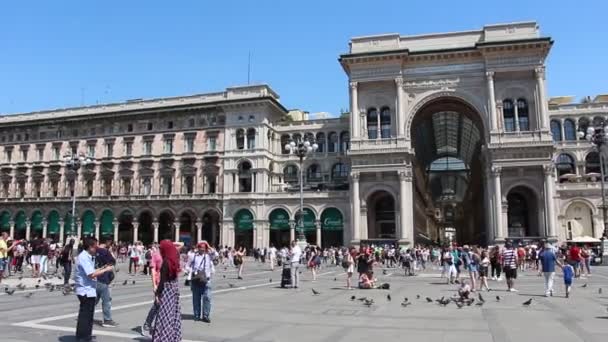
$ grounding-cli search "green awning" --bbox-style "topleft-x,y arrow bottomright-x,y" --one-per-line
64,213 -> 75,235
269,209 -> 290,230
100,210 -> 114,235
321,208 -> 343,231
82,211 -> 96,235
14,211 -> 26,231
234,209 -> 254,231
31,211 -> 43,231
47,211 -> 60,234
0,211 -> 10,231
295,208 -> 316,231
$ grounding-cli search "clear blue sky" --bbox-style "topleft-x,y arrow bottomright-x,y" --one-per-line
1,0 -> 607,116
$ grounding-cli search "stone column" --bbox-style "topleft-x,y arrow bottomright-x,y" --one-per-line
513,99 -> 520,132
94,220 -> 100,240
42,219 -> 47,238
349,81 -> 359,139
153,221 -> 159,243
173,219 -> 180,243
196,220 -> 202,243
399,170 -> 414,245
492,166 -> 505,241
351,172 -> 361,243
395,77 -> 406,137
76,218 -> 82,240
25,220 -> 31,241
315,220 -> 322,248
289,220 -> 296,242
9,220 -> 14,239
535,66 -> 549,130
544,165 -> 557,240
132,220 -> 139,243
113,220 -> 119,243
560,118 -> 566,141
486,71 -> 498,132
59,219 -> 64,243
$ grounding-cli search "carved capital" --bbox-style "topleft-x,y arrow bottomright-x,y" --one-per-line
491,166 -> 502,177
543,164 -> 555,176
395,76 -> 404,87
398,169 -> 413,181
349,81 -> 358,90
351,172 -> 360,181
535,66 -> 546,80
314,220 -> 322,230
485,71 -> 495,80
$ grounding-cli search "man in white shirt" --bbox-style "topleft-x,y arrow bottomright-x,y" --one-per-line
289,241 -> 302,289
268,244 -> 277,271
189,241 -> 215,323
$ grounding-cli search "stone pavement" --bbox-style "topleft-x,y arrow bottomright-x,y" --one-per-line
2,260 -> 608,341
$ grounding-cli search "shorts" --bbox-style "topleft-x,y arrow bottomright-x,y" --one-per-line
0,258 -> 5,271
571,261 -> 580,269
504,267 -> 517,279
31,255 -> 41,264
479,266 -> 488,277
564,279 -> 572,286
468,264 -> 478,273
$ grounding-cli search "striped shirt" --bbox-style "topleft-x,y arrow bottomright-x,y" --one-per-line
502,248 -> 517,269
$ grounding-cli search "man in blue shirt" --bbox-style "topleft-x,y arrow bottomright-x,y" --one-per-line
538,241 -> 562,297
75,237 -> 113,342
95,241 -> 117,328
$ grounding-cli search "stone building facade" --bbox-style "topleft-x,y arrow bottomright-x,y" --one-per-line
0,21 -> 605,248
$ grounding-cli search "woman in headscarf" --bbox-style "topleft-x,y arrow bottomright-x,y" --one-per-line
152,240 -> 182,342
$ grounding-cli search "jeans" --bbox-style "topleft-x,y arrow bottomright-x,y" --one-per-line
40,255 -> 48,274
129,257 -> 138,273
491,262 -> 502,278
96,282 -> 112,321
76,295 -> 96,340
290,262 -> 300,288
64,261 -> 72,285
543,272 -> 555,295
191,280 -> 212,319
144,302 -> 159,328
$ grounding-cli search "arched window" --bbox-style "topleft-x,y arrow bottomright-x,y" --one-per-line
503,99 -> 515,132
585,151 -> 601,175
555,153 -> 576,181
578,117 -> 590,140
238,161 -> 252,192
236,129 -> 245,150
304,132 -> 314,144
246,128 -> 256,149
328,132 -> 338,153
339,131 -> 350,152
517,98 -> 529,131
331,163 -> 349,180
550,120 -> 562,142
283,164 -> 298,184
593,116 -> 605,128
280,134 -> 290,154
367,108 -> 378,139
316,133 -> 325,153
292,133 -> 302,144
306,164 -> 322,182
380,107 -> 391,138
564,119 -> 576,141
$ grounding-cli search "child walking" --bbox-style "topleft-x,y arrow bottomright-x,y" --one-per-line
562,262 -> 574,298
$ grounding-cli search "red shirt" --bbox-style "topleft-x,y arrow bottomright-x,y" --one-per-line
570,246 -> 581,262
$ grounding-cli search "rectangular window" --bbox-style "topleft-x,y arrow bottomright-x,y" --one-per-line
5,150 -> 12,163
21,150 -> 28,162
105,143 -> 113,158
208,137 -> 216,151
87,145 -> 95,158
143,178 -> 152,196
167,121 -> 173,129
184,176 -> 194,194
143,141 -> 152,155
37,148 -> 44,161
71,146 -> 77,156
162,176 -> 172,195
89,127 -> 96,136
104,179 -> 112,196
52,147 -> 60,160
127,123 -> 133,132
18,182 -> 25,198
122,179 -> 131,195
125,142 -> 133,156
188,118 -> 195,127
86,180 -> 94,197
163,139 -> 173,154
206,175 -> 216,194
147,122 -> 153,131
51,181 -> 58,197
3,182 -> 9,197
35,182 -> 41,198
185,138 -> 194,153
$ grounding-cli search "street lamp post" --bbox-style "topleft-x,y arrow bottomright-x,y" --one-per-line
285,139 -> 318,248
63,153 -> 92,243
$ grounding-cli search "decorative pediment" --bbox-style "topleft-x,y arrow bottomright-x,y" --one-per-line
31,171 -> 45,181
65,169 -> 77,181
181,165 -> 197,176
0,174 -> 12,182
139,167 -> 155,177
119,168 -> 134,178
203,164 -> 220,175
100,167 -> 115,179
159,166 -> 175,176
47,170 -> 62,181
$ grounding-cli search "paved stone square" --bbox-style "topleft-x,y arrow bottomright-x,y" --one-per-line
2,260 -> 608,342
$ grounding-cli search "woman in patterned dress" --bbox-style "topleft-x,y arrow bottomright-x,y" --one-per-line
152,240 -> 182,342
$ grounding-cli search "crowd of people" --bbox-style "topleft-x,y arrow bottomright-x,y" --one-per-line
0,231 -> 600,342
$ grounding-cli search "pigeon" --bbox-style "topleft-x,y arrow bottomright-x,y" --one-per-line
222,275 -> 226,278
312,288 -> 321,296
382,269 -> 387,275
581,283 -> 588,288
333,277 -> 337,281
357,297 -> 368,301
387,294 -> 392,301
600,288 -> 603,295
42,274 -> 47,280
269,279 -> 272,283
57,275 -> 62,280
496,295 -> 501,302
132,280 -> 136,285
18,276 -> 23,280
439,298 -> 451,306
122,280 -> 128,286
350,295 -> 356,301
5,288 -> 15,295
404,297 -> 409,303
363,299 -> 374,307
49,285 -> 55,292
35,285 -> 40,289
456,302 -> 464,309
522,298 -> 533,306
465,298 -> 475,306
401,301 -> 411,307
416,295 -> 420,299
16,283 -> 25,290
37,279 -> 41,283
24,292 -> 34,298
478,293 -> 485,303
475,301 -> 484,307
228,283 -> 235,288
435,296 -> 445,304
426,297 -> 433,303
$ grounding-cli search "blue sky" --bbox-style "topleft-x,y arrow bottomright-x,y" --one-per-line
1,0 -> 607,116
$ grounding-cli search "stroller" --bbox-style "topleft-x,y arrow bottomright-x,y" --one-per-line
280,261 -> 292,288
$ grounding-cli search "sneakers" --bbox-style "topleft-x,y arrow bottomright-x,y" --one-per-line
509,288 -> 519,292
102,320 -> 118,328
141,324 -> 151,337
202,317 -> 211,323
491,276 -> 497,281
497,277 -> 502,282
